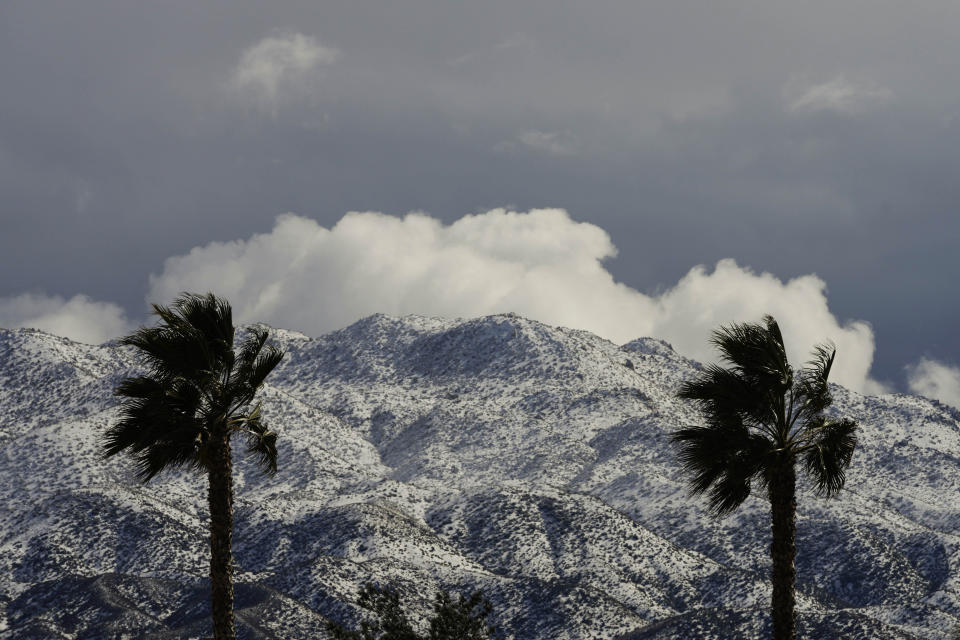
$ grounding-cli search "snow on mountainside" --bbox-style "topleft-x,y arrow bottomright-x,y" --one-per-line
0,313 -> 958,639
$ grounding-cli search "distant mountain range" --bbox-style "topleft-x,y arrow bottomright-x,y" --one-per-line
1,313 -> 958,639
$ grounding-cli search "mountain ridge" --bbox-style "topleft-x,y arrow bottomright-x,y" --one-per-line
0,313 -> 957,639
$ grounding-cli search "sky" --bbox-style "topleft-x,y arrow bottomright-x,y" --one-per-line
1,1 -> 959,405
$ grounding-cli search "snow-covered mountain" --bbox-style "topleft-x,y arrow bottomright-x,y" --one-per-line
1,313 -> 958,639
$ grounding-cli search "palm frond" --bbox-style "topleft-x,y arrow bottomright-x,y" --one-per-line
764,315 -> 785,351
226,329 -> 284,412
106,376 -> 207,480
672,426 -> 734,497
671,424 -> 773,516
176,292 -> 234,344
709,316 -> 792,392
133,434 -> 208,481
233,404 -> 278,475
235,327 -> 269,380
791,344 -> 835,422
806,343 -> 836,382
124,294 -> 235,380
105,414 -> 205,480
247,346 -> 284,391
679,364 -> 778,436
113,375 -> 164,400
105,292 -> 283,484
801,418 -> 857,497
175,292 -> 235,368
120,324 -> 210,383
674,314 -> 859,518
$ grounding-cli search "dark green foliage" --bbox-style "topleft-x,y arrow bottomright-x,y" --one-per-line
102,292 -> 284,639
327,584 -> 497,640
671,315 -> 858,640
428,590 -> 495,640
672,315 -> 857,516
327,585 -> 418,640
104,293 -> 284,481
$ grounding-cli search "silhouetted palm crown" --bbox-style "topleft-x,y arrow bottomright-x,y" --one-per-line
104,293 -> 284,480
672,315 -> 857,516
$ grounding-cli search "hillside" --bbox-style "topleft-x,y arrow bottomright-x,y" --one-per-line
0,314 -> 958,639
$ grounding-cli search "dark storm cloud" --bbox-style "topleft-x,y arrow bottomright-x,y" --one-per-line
1,0 -> 959,390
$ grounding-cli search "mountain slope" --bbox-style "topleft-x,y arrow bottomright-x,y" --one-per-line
0,314 -> 957,639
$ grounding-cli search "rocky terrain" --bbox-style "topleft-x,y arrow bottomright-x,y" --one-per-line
0,313 -> 958,639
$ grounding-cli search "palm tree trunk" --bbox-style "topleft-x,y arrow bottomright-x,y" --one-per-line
768,456 -> 796,640
208,430 -> 236,639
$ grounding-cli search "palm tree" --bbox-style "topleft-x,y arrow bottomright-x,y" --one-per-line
671,315 -> 857,640
103,293 -> 284,639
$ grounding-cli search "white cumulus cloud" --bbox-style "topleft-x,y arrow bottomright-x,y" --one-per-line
229,32 -> 339,110
785,75 -> 893,115
906,358 -> 960,409
148,208 -> 884,394
652,261 -> 885,395
0,293 -> 132,344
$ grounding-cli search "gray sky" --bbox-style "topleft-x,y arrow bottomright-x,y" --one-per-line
2,1 -> 959,397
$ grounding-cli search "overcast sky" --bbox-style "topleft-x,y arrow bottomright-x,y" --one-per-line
2,1 -> 959,402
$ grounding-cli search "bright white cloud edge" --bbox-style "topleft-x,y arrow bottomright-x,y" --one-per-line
146,208 -> 890,395
14,209 -> 949,400
907,358 -> 960,409
0,293 -> 132,345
